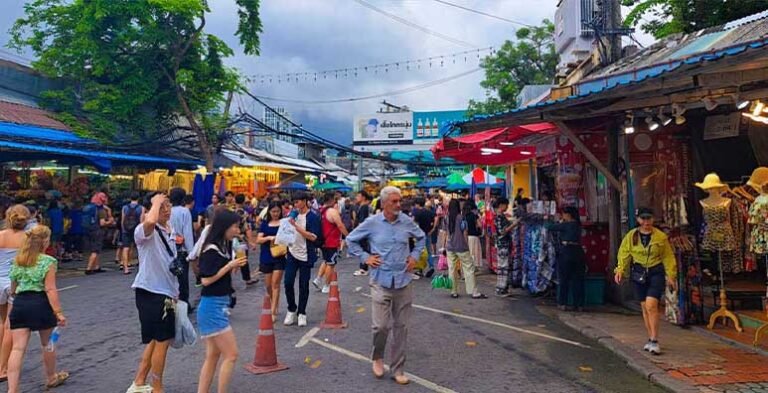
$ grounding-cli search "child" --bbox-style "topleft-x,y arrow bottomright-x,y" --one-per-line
7,225 -> 68,392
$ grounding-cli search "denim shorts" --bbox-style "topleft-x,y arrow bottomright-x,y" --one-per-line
197,295 -> 232,338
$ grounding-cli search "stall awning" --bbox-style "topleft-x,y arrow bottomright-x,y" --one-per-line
431,122 -> 558,165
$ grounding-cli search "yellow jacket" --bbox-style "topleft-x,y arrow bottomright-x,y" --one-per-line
615,228 -> 677,280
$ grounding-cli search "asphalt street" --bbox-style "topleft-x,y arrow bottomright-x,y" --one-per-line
12,255 -> 666,393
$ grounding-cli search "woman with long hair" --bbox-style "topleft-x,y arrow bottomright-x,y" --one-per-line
196,210 -> 247,393
493,197 -> 517,296
7,225 -> 68,392
0,204 -> 31,381
256,202 -> 287,322
463,200 -> 484,269
549,207 -> 586,311
445,199 -> 487,299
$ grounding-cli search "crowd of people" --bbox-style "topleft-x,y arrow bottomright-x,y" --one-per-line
0,181 -> 680,391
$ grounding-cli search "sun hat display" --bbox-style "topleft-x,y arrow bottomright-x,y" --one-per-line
746,167 -> 768,190
695,173 -> 728,190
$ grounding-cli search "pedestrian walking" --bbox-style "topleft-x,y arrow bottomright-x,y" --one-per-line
46,200 -> 64,259
614,207 -> 677,355
493,197 -> 517,296
464,200 -> 484,269
7,225 -> 68,392
205,194 -> 221,227
549,207 -> 586,311
0,204 -> 31,381
446,199 -> 487,299
121,192 -> 146,275
127,193 -> 179,393
233,194 -> 259,286
84,192 -> 114,275
170,188 -> 195,306
196,210 -> 247,393
352,191 -> 372,277
313,192 -> 348,294
346,186 -> 425,385
256,202 -> 287,322
283,192 -> 322,328
412,197 -> 437,277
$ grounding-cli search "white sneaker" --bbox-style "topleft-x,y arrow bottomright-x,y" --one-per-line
126,382 -> 153,393
648,341 -> 661,355
312,278 -> 322,291
284,311 -> 297,326
353,269 -> 368,276
643,340 -> 652,352
410,273 -> 421,280
298,314 -> 308,327
322,284 -> 330,294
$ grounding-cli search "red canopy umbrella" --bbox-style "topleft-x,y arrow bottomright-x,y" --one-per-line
431,122 -> 559,165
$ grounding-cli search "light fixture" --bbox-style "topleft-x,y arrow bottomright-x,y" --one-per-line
672,103 -> 687,125
499,142 -> 515,146
481,152 -> 493,156
751,100 -> 765,116
703,97 -> 719,111
645,116 -> 659,131
481,147 -> 502,154
657,108 -> 672,126
734,94 -> 750,110
623,112 -> 635,134
520,151 -> 532,156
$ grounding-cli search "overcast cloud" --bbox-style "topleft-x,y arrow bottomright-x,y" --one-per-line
0,0 -> 654,144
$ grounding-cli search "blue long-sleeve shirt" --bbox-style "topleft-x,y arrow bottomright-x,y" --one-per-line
346,212 -> 426,289
171,206 -> 195,253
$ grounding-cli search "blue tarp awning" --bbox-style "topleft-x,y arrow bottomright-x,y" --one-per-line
0,122 -> 203,172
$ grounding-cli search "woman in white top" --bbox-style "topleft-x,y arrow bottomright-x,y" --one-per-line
0,205 -> 30,381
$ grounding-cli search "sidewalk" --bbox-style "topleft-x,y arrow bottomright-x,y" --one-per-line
548,305 -> 768,393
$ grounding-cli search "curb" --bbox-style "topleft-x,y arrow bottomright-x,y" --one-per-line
556,313 -> 701,393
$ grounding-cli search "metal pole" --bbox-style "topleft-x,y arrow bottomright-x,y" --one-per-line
357,155 -> 363,192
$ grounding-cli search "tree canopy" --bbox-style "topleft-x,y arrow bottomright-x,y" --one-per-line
622,0 -> 768,39
8,0 -> 263,169
467,20 -> 557,117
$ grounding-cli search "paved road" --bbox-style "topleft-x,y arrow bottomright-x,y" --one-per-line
13,255 -> 665,393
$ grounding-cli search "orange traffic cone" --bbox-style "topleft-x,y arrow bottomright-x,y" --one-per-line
321,270 -> 348,329
245,294 -> 289,375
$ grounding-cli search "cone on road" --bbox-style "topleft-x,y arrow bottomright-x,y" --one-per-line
321,270 -> 348,329
245,294 -> 289,375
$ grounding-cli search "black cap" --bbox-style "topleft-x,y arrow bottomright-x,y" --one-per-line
636,207 -> 654,219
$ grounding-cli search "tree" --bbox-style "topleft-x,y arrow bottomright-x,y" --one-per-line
8,0 -> 263,170
467,20 -> 557,117
622,0 -> 768,39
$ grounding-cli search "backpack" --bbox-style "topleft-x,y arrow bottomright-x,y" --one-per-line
312,211 -> 324,248
81,203 -> 98,231
123,204 -> 141,233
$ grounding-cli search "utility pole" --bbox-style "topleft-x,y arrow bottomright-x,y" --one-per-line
595,0 -> 633,65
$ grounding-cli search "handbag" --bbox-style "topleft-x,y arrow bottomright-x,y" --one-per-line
630,264 -> 648,284
270,240 -> 288,258
437,253 -> 448,271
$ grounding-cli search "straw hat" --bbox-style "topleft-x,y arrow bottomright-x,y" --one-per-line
746,167 -> 768,190
695,173 -> 727,190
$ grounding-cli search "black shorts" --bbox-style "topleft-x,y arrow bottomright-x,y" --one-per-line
259,259 -> 286,274
321,248 -> 340,266
121,230 -> 136,247
632,264 -> 666,301
135,288 -> 175,344
83,229 -> 104,254
10,292 -> 57,331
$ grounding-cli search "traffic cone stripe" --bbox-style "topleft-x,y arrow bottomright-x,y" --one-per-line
321,271 -> 348,329
330,281 -> 338,285
329,297 -> 339,301
245,294 -> 289,375
259,329 -> 274,336
261,309 -> 272,315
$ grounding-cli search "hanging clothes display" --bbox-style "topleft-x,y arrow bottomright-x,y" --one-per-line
517,218 -> 557,295
192,174 -> 215,216
701,204 -> 738,251
749,194 -> 768,255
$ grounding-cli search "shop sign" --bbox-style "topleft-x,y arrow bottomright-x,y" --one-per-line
412,110 -> 467,144
703,113 -> 741,140
353,112 -> 413,146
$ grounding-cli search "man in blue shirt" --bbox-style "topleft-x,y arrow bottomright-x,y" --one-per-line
346,186 -> 425,385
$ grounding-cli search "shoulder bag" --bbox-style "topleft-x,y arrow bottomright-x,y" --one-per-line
270,240 -> 288,258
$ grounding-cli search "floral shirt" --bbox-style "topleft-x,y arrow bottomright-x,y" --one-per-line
10,254 -> 57,293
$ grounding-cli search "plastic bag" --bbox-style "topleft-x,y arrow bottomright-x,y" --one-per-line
431,274 -> 453,290
275,218 -> 297,246
437,253 -> 448,271
172,300 -> 197,349
416,249 -> 428,271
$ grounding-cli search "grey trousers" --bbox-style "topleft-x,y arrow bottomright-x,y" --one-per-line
370,282 -> 413,375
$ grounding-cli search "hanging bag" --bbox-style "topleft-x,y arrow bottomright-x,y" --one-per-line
437,253 -> 448,271
270,240 -> 288,258
275,218 -> 297,246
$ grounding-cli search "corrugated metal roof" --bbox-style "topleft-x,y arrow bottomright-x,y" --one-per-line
0,101 -> 70,130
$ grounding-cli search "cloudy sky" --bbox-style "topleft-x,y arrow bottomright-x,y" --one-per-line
0,0 -> 654,144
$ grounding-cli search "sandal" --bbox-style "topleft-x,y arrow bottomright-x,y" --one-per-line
46,371 -> 69,388
472,294 -> 489,299
450,293 -> 459,299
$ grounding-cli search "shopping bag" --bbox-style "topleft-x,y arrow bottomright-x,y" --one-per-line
274,218 -> 297,246
172,301 -> 197,349
437,253 -> 448,271
416,249 -> 428,271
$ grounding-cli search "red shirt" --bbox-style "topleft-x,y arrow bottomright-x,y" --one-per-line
320,206 -> 342,249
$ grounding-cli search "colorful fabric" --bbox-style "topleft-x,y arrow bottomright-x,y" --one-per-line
701,204 -> 737,252
749,195 -> 768,254
10,254 -> 56,293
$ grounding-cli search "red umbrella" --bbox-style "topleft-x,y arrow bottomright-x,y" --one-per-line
432,123 -> 558,165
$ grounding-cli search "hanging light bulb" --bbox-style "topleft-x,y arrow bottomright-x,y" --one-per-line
672,103 -> 687,125
623,112 -> 635,134
646,116 -> 660,131
734,94 -> 750,110
703,97 -> 719,111
657,108 -> 672,127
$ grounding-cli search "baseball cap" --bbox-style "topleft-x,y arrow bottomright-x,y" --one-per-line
636,207 -> 654,219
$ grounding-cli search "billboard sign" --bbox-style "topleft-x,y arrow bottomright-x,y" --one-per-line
353,112 -> 413,146
412,110 -> 467,144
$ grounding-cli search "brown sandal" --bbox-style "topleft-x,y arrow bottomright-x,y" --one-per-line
46,371 -> 69,388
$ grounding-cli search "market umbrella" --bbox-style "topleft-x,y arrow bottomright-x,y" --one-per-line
416,178 -> 448,189
314,182 -> 351,191
268,181 -> 309,191
463,168 -> 503,185
446,172 -> 466,185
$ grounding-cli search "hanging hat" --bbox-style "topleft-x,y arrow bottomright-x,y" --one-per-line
746,167 -> 768,190
695,173 -> 727,190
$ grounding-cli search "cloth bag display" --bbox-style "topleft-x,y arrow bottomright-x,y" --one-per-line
172,300 -> 197,349
274,218 -> 297,246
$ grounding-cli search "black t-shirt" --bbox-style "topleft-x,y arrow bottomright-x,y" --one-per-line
199,247 -> 233,297
413,208 -> 436,235
357,204 -> 370,226
640,232 -> 652,248
466,212 -> 482,236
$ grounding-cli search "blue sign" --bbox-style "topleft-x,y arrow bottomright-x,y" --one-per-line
412,110 -> 467,144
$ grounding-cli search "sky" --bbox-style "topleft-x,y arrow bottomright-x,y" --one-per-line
0,0 -> 655,145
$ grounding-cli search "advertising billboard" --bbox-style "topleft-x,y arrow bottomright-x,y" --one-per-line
412,110 -> 467,144
353,112 -> 413,147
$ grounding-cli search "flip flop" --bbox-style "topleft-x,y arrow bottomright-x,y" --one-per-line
46,371 -> 69,388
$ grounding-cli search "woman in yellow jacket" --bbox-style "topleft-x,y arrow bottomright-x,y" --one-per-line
614,207 -> 677,355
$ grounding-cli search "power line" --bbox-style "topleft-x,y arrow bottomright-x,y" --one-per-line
351,0 -> 476,48
431,0 -> 534,27
250,67 -> 481,104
